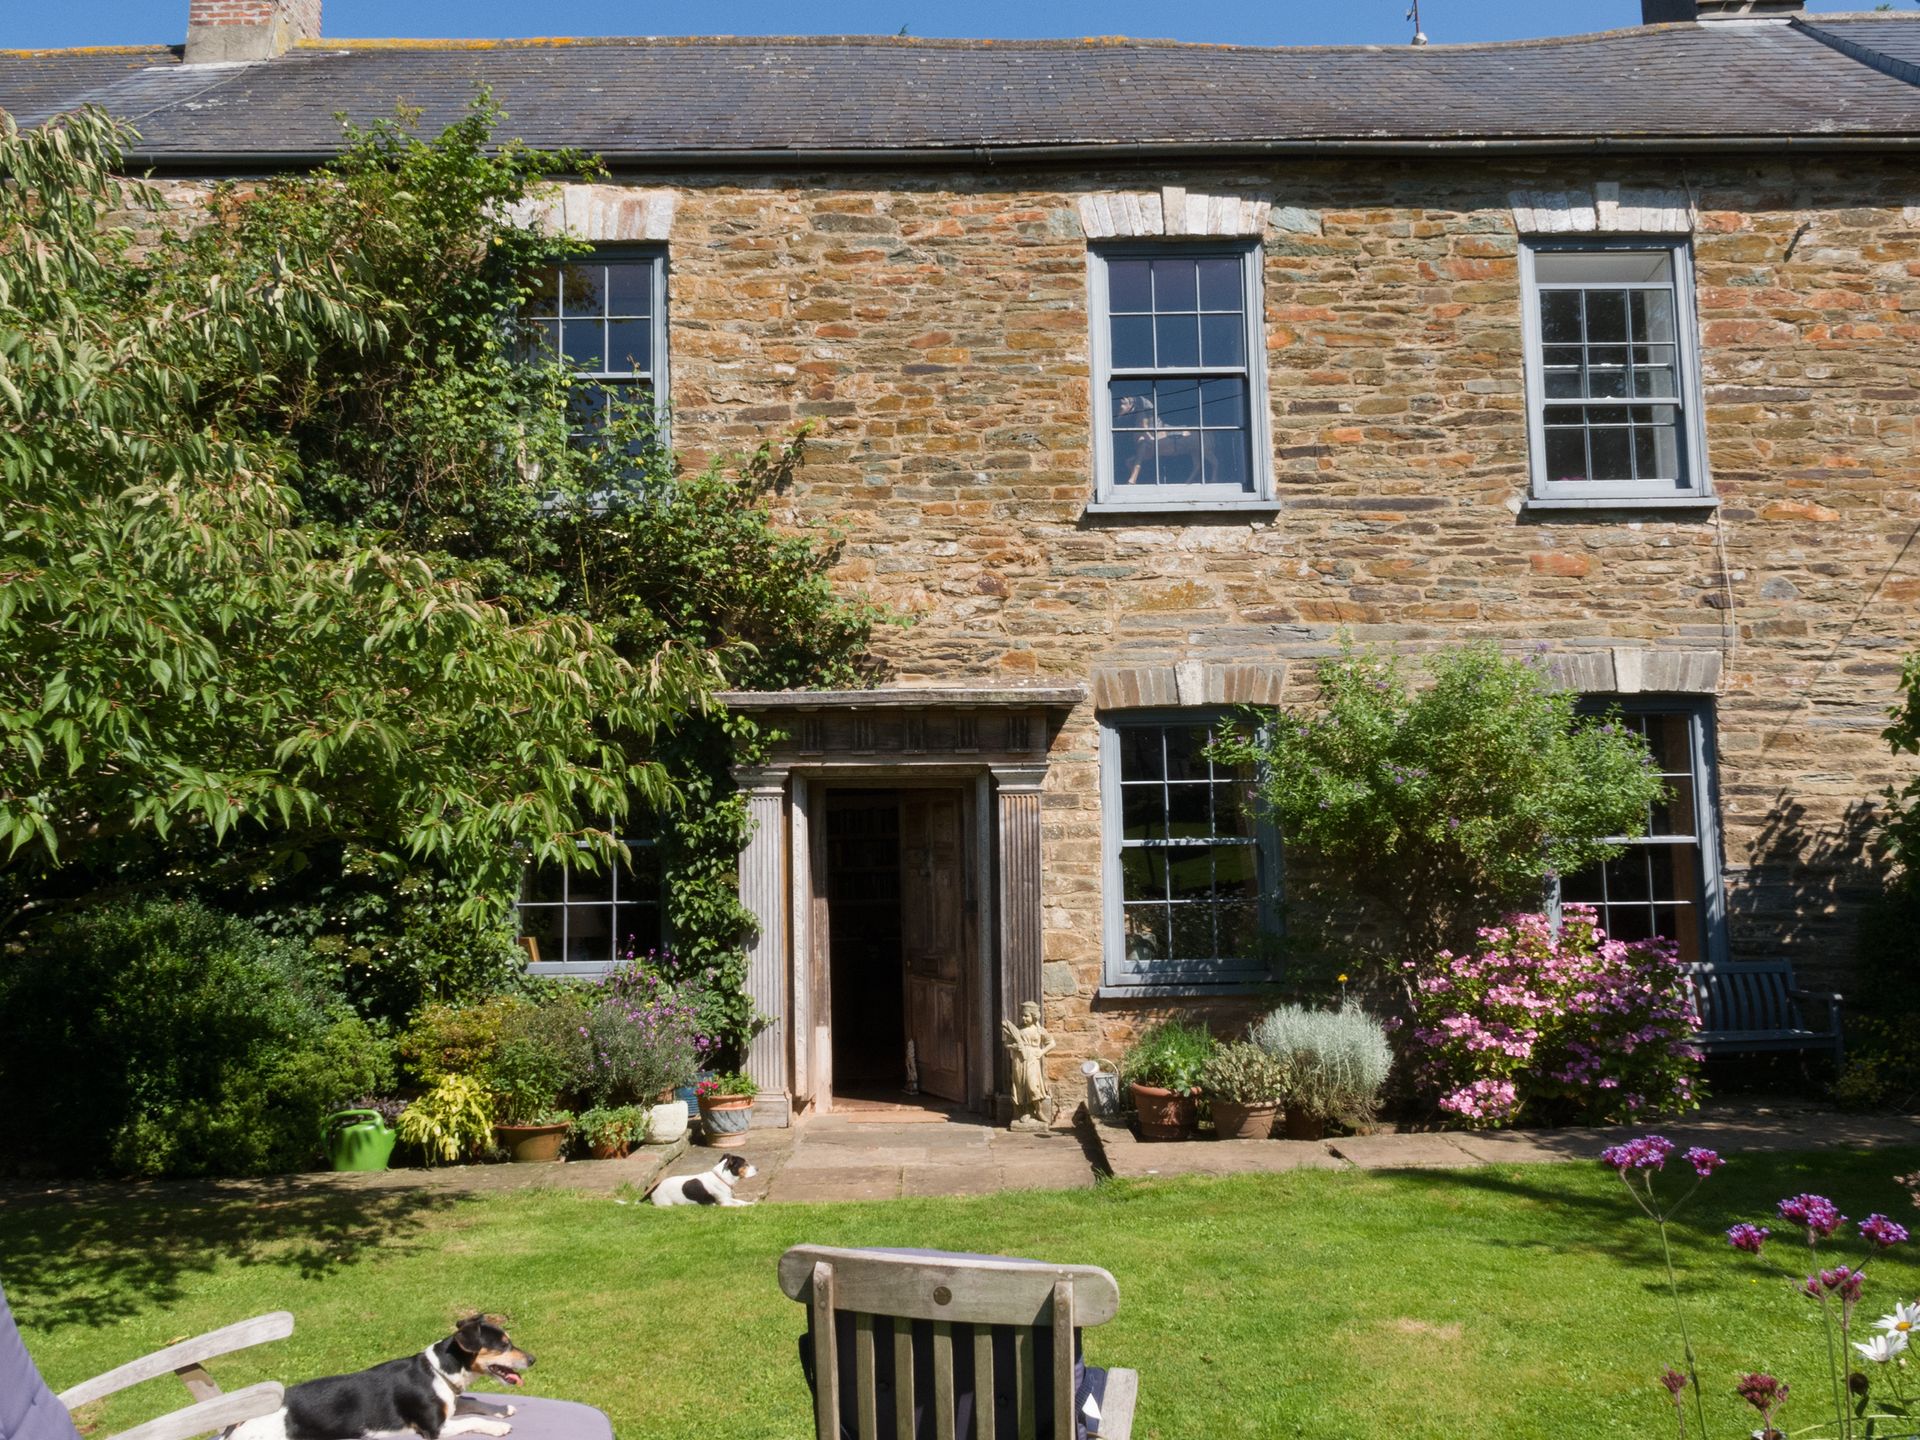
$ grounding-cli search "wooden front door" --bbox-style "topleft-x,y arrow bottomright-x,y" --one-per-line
900,789 -> 969,1103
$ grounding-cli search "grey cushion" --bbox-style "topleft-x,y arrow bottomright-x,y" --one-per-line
0,1284 -> 85,1440
458,1396 -> 614,1440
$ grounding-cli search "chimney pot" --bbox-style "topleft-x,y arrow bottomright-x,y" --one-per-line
184,0 -> 320,63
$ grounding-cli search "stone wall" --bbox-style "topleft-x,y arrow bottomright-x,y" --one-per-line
639,154 -> 1920,1071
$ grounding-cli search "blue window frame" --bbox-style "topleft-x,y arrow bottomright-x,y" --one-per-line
524,249 -> 669,445
1089,244 -> 1273,512
1561,696 -> 1727,964
1099,712 -> 1280,992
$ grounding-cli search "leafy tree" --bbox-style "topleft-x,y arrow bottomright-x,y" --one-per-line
1877,654 -> 1920,888
1212,643 -> 1663,967
0,107 -> 707,941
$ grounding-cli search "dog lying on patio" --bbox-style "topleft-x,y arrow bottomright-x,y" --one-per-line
650,1152 -> 757,1206
226,1315 -> 532,1440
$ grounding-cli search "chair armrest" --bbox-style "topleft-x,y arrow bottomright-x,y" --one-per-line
1094,1368 -> 1138,1440
58,1314 -> 294,1409
104,1381 -> 283,1440
1788,989 -> 1845,1004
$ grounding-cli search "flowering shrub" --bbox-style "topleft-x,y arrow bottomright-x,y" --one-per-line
1401,907 -> 1702,1128
575,956 -> 713,1106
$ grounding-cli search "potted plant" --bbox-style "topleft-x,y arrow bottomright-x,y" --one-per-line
487,1029 -> 576,1163
1200,1043 -> 1287,1140
395,1074 -> 494,1166
576,1104 -> 647,1160
1252,1003 -> 1392,1141
1119,1019 -> 1215,1141
695,1072 -> 757,1147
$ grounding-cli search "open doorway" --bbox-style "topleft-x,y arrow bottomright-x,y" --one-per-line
821,786 -> 972,1108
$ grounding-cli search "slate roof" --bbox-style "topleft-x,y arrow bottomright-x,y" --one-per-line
2,14 -> 1919,165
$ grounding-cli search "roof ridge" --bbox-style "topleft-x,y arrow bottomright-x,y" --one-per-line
279,24 -> 1714,58
1792,13 -> 1920,89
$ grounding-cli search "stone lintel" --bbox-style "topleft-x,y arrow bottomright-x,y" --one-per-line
719,684 -> 1086,711
1090,662 -> 1286,710
1544,647 -> 1723,695
1076,189 -> 1271,240
505,183 -> 676,242
1509,182 -> 1696,236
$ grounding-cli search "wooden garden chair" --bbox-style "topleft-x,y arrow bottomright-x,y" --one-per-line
778,1245 -> 1138,1440
2,1281 -> 290,1440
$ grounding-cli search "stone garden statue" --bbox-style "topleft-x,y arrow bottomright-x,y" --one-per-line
1001,1000 -> 1057,1132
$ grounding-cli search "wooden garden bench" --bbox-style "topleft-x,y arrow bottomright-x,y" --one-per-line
2,1281 -> 290,1440
778,1245 -> 1138,1440
1684,960 -> 1845,1067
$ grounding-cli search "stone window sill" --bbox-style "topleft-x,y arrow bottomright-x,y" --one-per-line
1096,982 -> 1280,1001
1524,494 -> 1720,515
1085,498 -> 1283,517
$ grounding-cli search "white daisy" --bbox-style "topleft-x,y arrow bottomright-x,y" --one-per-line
1877,1302 -> 1920,1340
1856,1332 -> 1910,1365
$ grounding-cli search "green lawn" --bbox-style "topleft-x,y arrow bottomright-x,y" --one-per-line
6,1149 -> 1919,1439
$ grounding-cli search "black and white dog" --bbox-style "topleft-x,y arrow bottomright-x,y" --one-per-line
227,1315 -> 532,1440
650,1153 -> 757,1206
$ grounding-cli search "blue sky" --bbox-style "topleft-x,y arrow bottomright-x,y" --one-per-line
2,0 -> 1899,50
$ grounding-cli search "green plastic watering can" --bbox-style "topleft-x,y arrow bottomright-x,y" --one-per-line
324,1109 -> 397,1172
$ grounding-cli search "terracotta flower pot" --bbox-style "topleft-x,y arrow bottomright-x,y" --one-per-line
698,1093 -> 753,1148
1282,1107 -> 1327,1142
1212,1099 -> 1281,1140
1130,1082 -> 1197,1142
493,1122 -> 569,1164
587,1139 -> 631,1161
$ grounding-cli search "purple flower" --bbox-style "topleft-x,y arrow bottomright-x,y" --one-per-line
1778,1193 -> 1847,1240
1727,1223 -> 1770,1255
1601,1135 -> 1676,1172
1659,1367 -> 1689,1400
1684,1147 -> 1722,1178
1860,1214 -> 1910,1249
1817,1266 -> 1865,1304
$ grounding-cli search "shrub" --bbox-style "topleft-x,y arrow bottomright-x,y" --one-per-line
1119,1019 -> 1216,1094
396,1074 -> 495,1164
575,960 -> 711,1105
575,1104 -> 647,1151
1400,908 -> 1702,1129
0,898 -> 391,1177
1211,642 -> 1663,964
1252,1004 -> 1392,1124
485,988 -> 589,1124
400,993 -> 534,1084
1200,1042 -> 1288,1106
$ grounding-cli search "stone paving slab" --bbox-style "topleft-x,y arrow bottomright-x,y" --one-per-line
1083,1102 -> 1920,1184
1326,1134 -> 1479,1169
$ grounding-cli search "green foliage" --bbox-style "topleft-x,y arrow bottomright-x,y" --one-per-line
1880,656 -> 1920,888
697,1071 -> 758,1100
395,1074 -> 495,1164
1834,883 -> 1920,1111
1199,1041 -> 1289,1106
574,1104 -> 647,1150
1250,1004 -> 1393,1123
1118,1019 -> 1217,1093
1213,642 -> 1663,962
400,993 -> 534,1084
480,989 -> 588,1124
0,105 -> 701,936
0,898 -> 392,1176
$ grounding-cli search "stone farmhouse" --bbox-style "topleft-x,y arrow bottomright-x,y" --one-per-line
5,0 -> 1918,1124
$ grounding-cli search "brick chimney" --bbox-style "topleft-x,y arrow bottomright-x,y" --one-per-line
184,0 -> 321,63
1642,0 -> 1805,20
